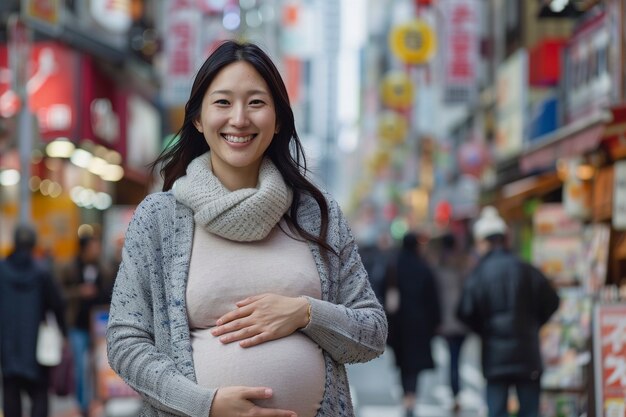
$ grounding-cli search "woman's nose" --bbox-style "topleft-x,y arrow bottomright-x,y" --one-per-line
230,104 -> 249,127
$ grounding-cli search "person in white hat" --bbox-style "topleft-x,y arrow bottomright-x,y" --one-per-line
457,206 -> 560,417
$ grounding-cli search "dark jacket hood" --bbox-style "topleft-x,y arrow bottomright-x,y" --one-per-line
4,251 -> 38,290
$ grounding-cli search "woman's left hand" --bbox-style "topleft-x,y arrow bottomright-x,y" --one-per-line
211,294 -> 310,348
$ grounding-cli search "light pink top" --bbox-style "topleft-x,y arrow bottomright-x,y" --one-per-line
186,222 -> 325,417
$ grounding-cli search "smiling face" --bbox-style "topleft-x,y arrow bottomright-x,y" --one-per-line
194,61 -> 278,190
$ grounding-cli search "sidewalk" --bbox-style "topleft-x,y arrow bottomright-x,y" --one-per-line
347,335 -> 487,417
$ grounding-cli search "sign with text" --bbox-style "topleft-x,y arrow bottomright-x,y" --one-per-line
161,0 -> 202,105
594,303 -> 626,417
441,0 -> 480,104
495,49 -> 528,160
0,41 -> 78,141
562,11 -> 614,123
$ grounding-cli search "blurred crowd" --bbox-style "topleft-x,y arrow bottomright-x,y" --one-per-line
0,223 -> 120,417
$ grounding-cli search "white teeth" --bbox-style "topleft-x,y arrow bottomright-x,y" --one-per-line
223,134 -> 254,143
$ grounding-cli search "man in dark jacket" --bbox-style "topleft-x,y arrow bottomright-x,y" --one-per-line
0,224 -> 67,417
457,206 -> 560,417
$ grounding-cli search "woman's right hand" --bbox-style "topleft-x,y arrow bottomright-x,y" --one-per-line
209,387 -> 297,417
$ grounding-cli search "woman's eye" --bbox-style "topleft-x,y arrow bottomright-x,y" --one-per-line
250,99 -> 265,106
214,99 -> 230,105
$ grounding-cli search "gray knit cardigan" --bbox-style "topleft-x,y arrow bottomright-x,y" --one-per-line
106,191 -> 387,417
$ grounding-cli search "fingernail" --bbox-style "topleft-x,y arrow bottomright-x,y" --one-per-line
265,388 -> 272,396
216,319 -> 222,325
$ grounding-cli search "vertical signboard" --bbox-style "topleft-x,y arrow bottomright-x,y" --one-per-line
594,303 -> 626,417
161,0 -> 202,106
441,0 -> 480,104
495,49 -> 528,160
562,11 -> 612,123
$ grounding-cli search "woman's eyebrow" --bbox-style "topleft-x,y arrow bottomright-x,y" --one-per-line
208,89 -> 270,96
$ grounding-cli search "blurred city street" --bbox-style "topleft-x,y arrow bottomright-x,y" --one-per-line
347,335 -> 486,417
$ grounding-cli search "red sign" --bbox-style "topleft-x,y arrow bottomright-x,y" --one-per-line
0,41 -> 78,142
79,55 -> 126,152
529,38 -> 566,87
594,303 -> 626,417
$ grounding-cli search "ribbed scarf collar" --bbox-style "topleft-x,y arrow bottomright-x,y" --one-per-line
172,152 -> 293,242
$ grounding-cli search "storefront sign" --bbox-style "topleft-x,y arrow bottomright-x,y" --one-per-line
594,303 -> 626,417
126,93 -> 160,171
495,49 -> 527,160
80,56 -> 125,149
562,11 -> 614,124
441,0 -> 479,104
161,0 -> 202,105
0,41 -> 78,141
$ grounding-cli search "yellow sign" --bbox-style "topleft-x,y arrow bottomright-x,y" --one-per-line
367,150 -> 392,174
377,111 -> 408,145
389,19 -> 437,64
381,71 -> 414,110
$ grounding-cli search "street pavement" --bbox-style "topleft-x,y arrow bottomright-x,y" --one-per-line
347,335 -> 487,417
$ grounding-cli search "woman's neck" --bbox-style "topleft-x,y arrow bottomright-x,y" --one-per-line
210,159 -> 261,190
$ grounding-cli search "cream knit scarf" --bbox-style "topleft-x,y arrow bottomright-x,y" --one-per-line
172,152 -> 293,242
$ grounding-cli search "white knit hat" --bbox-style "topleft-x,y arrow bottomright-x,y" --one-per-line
473,206 -> 507,240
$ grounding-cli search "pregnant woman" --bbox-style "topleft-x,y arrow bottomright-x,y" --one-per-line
106,40 -> 387,417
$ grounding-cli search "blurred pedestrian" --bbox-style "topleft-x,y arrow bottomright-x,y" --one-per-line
387,231 -> 441,417
457,206 -> 560,417
0,224 -> 67,417
433,232 -> 470,413
60,233 -> 110,416
106,40 -> 387,417
359,232 -> 393,307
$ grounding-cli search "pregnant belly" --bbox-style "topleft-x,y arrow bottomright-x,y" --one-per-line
191,328 -> 325,417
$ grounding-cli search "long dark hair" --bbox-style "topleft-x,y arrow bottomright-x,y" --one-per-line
150,40 -> 332,253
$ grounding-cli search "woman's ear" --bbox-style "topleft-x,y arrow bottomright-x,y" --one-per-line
193,119 -> 203,133
274,122 -> 280,134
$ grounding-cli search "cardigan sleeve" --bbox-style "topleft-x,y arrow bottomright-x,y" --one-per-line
106,196 -> 215,417
301,199 -> 388,364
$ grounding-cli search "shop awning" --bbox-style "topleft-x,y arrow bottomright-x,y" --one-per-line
495,172 -> 563,218
520,111 -> 611,174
